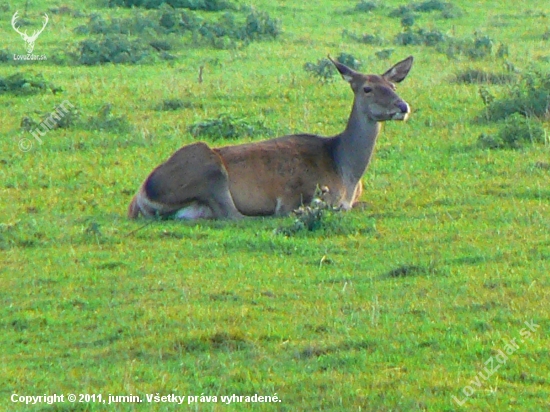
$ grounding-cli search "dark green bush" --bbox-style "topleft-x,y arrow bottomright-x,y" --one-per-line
478,114 -> 546,149
188,114 -> 272,140
389,1 -> 462,19
75,7 -> 280,59
304,54 -> 361,82
455,69 -> 516,85
0,73 -> 53,95
275,187 -> 343,236
304,58 -> 336,82
342,29 -> 385,45
395,28 -> 446,46
335,53 -> 361,70
78,35 -> 160,65
353,1 -> 378,12
74,13 -> 160,35
389,5 -> 413,18
414,0 -> 450,12
190,9 -> 280,48
481,69 -> 550,121
85,104 -> 134,134
108,0 -> 234,11
375,49 -> 394,60
155,99 -> 199,111
21,103 -> 133,134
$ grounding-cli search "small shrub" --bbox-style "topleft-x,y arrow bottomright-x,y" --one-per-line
75,8 -> 279,54
414,0 -> 449,12
304,58 -> 336,82
455,69 -> 516,85
0,49 -> 10,63
335,52 -> 361,70
78,35 -> 157,65
479,86 -> 495,107
243,9 -> 281,40
440,6 -> 463,19
395,28 -> 446,46
375,49 -> 394,60
385,264 -> 437,278
499,114 -> 546,148
155,98 -> 198,111
470,35 -> 494,59
478,114 -> 547,149
108,0 -> 234,11
43,105 -> 81,129
275,187 -> 342,236
481,69 -> 550,121
389,5 -> 413,18
21,104 -> 131,134
0,73 -> 53,95
304,53 -> 362,82
188,113 -> 272,140
389,1 -> 462,19
496,43 -> 509,58
353,1 -> 378,12
84,104 -> 134,134
193,9 -> 280,49
400,13 -> 416,28
342,29 -> 386,45
74,12 -> 161,35
441,35 -> 505,60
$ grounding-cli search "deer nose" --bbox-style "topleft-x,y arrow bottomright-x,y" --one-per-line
396,101 -> 409,113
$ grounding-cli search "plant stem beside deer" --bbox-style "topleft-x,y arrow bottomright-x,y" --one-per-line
128,56 -> 414,220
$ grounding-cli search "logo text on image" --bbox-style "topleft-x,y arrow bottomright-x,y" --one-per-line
11,11 -> 48,55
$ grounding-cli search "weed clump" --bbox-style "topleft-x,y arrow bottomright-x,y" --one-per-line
78,35 -> 162,65
304,53 -> 360,82
375,49 -> 395,60
334,52 -> 362,70
480,69 -> 550,121
395,27 -> 446,46
304,58 -> 336,82
454,69 -> 516,85
0,73 -> 54,95
74,8 -> 280,61
155,98 -> 198,111
352,1 -> 378,13
21,103 -> 133,134
196,9 -> 281,48
188,113 -> 272,140
342,29 -> 386,45
108,0 -> 234,11
85,104 -> 134,133
393,23 -> 506,61
389,1 -> 462,19
477,68 -> 549,149
385,264 -> 438,278
478,113 -> 547,149
276,187 -> 342,236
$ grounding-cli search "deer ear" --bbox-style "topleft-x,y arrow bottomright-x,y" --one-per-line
382,56 -> 414,83
328,55 -> 357,83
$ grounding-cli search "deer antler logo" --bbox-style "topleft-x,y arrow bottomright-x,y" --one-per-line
11,11 -> 49,54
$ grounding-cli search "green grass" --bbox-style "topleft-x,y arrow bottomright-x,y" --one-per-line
1,0 -> 549,410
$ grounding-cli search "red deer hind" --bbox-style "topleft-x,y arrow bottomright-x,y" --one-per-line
128,56 -> 414,220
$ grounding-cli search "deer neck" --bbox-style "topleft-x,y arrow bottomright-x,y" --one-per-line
333,99 -> 381,186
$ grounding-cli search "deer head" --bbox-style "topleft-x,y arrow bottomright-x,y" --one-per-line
329,55 -> 413,122
11,11 -> 49,54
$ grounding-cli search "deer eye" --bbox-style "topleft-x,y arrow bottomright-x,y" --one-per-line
363,86 -> 373,94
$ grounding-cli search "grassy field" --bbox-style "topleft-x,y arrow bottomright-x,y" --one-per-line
1,0 -> 549,410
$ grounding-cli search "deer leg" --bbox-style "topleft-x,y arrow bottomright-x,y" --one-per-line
134,142 -> 244,220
